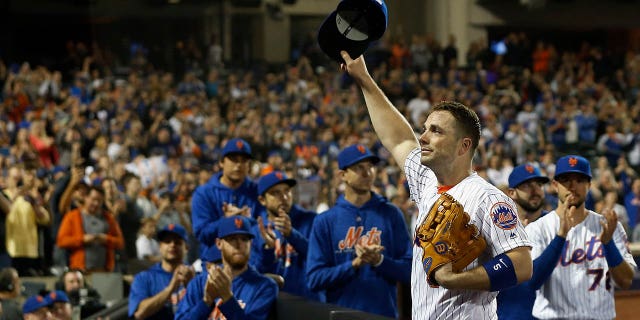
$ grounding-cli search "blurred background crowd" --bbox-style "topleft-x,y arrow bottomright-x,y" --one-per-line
2,27 -> 640,279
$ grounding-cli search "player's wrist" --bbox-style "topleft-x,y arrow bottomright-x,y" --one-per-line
373,254 -> 384,267
203,294 -> 215,306
603,240 -> 623,267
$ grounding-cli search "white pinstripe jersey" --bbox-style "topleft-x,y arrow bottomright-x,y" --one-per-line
526,210 -> 637,319
404,149 -> 530,320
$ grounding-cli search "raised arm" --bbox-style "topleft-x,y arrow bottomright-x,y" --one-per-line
340,51 -> 418,170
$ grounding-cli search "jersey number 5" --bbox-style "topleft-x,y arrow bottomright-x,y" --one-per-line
587,268 -> 611,291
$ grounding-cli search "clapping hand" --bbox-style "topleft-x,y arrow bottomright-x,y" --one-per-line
222,202 -> 251,218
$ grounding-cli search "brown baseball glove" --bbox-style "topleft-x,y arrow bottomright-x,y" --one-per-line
415,192 -> 486,287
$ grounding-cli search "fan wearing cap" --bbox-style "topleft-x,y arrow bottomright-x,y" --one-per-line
191,138 -> 263,262
129,224 -> 195,320
45,290 -> 72,320
497,163 -> 551,320
250,171 -> 319,301
306,144 -> 412,318
526,155 -> 636,319
176,216 -> 278,320
22,294 -> 50,320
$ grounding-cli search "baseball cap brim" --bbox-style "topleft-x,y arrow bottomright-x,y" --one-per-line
157,230 -> 187,242
318,11 -> 371,63
511,176 -> 550,188
339,154 -> 380,170
554,170 -> 592,179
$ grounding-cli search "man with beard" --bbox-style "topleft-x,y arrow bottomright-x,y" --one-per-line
129,224 -> 195,320
497,164 -> 550,319
306,144 -> 412,318
251,171 -> 318,300
526,155 -> 636,319
175,216 -> 278,320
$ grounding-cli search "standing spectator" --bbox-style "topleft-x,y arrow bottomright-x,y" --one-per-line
153,190 -> 191,233
56,186 -> 125,272
136,217 -> 161,262
624,177 -> 640,233
28,119 -> 59,169
306,144 -> 412,318
4,163 -> 50,276
129,224 -> 195,320
191,138 -> 262,262
442,34 -> 458,68
0,267 -> 23,320
527,155 -> 636,319
406,88 -> 431,130
0,191 -> 10,269
251,171 -> 318,300
175,216 -> 278,320
121,173 -> 146,264
597,124 -> 627,168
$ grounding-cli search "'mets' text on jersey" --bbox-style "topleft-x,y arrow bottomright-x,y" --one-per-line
306,193 -> 412,318
526,211 -> 637,319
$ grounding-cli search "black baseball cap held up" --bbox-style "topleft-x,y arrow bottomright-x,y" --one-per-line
317,0 -> 388,63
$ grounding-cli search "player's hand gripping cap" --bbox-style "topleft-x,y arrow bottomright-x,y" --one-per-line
415,193 -> 487,287
317,0 -> 388,63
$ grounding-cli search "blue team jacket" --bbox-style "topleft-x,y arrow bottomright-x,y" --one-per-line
191,172 -> 263,260
175,265 -> 278,320
250,205 -> 320,301
128,263 -> 182,320
306,193 -> 412,318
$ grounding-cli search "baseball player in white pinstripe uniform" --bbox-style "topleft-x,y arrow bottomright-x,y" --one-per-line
340,51 -> 533,320
526,155 -> 636,319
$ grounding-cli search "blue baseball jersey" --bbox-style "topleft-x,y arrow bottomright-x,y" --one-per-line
128,263 -> 185,320
250,205 -> 319,301
175,265 -> 278,320
191,172 -> 263,260
306,193 -> 412,318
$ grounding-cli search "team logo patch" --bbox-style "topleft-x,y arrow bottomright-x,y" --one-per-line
568,157 -> 578,167
434,241 -> 448,255
357,144 -> 366,154
423,257 -> 432,274
490,202 -> 518,230
525,164 -> 534,173
234,217 -> 243,229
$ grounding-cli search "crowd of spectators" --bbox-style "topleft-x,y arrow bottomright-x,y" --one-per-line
0,30 -> 640,301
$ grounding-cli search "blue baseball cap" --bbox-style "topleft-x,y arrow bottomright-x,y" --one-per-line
222,138 -> 252,159
318,0 -> 388,63
508,163 -> 550,188
23,294 -> 49,314
338,144 -> 380,170
258,171 -> 297,195
554,155 -> 592,180
45,290 -> 70,304
217,216 -> 254,240
157,223 -> 188,242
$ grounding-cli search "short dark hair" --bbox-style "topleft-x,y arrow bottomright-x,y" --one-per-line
430,101 -> 481,151
88,185 -> 106,197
